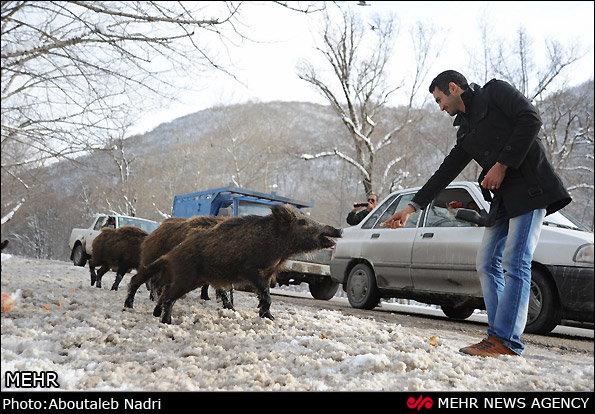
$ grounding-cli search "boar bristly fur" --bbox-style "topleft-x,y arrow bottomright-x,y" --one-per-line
89,226 -> 148,291
124,215 -> 233,310
143,204 -> 342,324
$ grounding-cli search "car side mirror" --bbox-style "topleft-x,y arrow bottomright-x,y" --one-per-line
455,208 -> 488,227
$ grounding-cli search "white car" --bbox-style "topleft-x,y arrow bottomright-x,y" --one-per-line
330,182 -> 594,334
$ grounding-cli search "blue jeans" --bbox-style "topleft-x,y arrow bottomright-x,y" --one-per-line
476,205 -> 546,354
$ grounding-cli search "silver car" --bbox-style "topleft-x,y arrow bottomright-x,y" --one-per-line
330,181 -> 594,334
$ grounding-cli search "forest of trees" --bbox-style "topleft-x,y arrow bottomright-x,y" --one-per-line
2,2 -> 593,260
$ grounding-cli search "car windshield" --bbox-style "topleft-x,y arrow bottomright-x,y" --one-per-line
543,210 -> 590,232
117,217 -> 159,233
468,183 -> 588,232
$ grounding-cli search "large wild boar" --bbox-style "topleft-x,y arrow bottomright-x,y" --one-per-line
89,226 -> 148,290
124,215 -> 232,309
140,204 -> 342,324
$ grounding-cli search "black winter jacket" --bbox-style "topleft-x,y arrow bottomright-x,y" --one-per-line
346,209 -> 370,226
412,79 -> 571,224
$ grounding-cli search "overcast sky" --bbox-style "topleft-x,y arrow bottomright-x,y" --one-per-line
131,1 -> 594,135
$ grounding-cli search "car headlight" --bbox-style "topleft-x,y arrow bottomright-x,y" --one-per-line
573,243 -> 594,265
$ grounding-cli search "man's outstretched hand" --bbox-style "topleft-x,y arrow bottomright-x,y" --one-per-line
382,204 -> 416,229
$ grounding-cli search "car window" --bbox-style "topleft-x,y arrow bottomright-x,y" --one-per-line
360,193 -> 421,230
93,216 -> 106,230
361,194 -> 397,229
425,188 -> 480,228
425,205 -> 461,227
376,193 -> 420,229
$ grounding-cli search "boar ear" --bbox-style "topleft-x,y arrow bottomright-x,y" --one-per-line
271,204 -> 295,224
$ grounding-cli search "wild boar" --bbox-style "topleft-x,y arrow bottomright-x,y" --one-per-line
124,215 -> 233,310
141,204 -> 342,324
89,226 -> 148,290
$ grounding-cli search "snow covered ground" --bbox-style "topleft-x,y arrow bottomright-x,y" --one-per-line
1,254 -> 593,391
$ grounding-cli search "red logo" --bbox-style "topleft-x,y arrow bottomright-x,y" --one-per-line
407,395 -> 433,410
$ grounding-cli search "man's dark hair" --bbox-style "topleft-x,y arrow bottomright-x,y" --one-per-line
428,70 -> 469,95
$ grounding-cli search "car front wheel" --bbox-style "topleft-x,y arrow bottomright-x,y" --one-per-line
524,268 -> 562,334
346,263 -> 380,310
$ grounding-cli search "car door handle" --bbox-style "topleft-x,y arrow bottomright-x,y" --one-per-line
371,233 -> 380,239
421,232 -> 434,238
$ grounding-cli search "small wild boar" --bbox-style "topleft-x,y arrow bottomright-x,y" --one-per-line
89,225 -> 148,290
141,204 -> 342,324
124,215 -> 232,309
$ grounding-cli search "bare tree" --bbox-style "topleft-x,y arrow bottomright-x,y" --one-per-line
297,6 -> 439,196
0,1 -> 236,221
467,21 -> 585,102
208,104 -> 279,190
539,81 -> 594,229
1,1 -> 324,224
99,122 -> 140,216
464,20 -> 592,217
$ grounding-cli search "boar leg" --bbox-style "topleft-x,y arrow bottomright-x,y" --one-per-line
157,281 -> 190,324
89,265 -> 97,286
153,303 -> 162,317
111,265 -> 127,291
216,289 -> 235,311
124,268 -> 150,308
249,276 -> 274,320
160,298 -> 176,324
200,285 -> 210,300
95,265 -> 110,288
148,281 -> 160,301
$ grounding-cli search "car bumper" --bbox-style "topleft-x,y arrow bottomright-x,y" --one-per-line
547,264 -> 594,322
330,258 -> 351,285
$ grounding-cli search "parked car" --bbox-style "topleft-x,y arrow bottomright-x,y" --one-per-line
330,181 -> 594,334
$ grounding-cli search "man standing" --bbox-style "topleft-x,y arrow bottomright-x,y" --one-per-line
346,194 -> 378,225
383,70 -> 571,357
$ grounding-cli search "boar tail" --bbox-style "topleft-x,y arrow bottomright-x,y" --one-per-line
144,255 -> 168,280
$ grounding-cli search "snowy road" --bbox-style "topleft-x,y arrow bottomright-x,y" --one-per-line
271,289 -> 593,355
1,254 -> 593,391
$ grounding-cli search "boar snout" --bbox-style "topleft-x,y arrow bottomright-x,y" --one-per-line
319,226 -> 342,248
326,226 -> 342,238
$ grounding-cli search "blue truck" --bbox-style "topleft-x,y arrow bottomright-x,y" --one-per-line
171,186 -> 340,300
